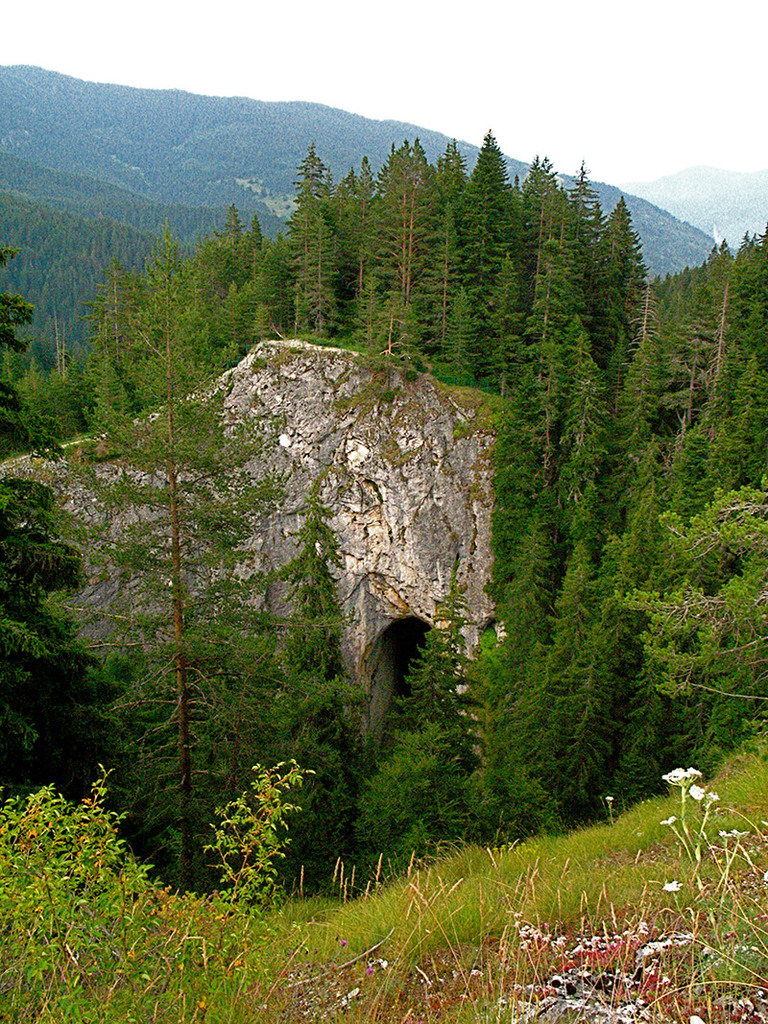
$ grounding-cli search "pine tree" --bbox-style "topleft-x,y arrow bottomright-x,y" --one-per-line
356,571 -> 478,863
374,140 -> 435,354
83,229 -> 279,888
519,156 -> 563,314
398,570 -> 475,762
1,247 -> 110,796
567,163 -> 606,350
289,144 -> 338,334
431,141 -> 467,355
334,157 -> 378,309
460,131 -> 513,380
277,486 -> 363,887
489,254 -> 523,396
281,486 -> 344,680
559,318 -> 607,546
603,197 -> 647,398
444,286 -> 475,383
539,542 -> 615,819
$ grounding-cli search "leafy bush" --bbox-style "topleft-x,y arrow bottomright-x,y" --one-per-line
0,768 -> 152,1014
205,760 -> 307,907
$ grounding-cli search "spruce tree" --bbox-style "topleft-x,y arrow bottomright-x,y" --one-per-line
374,140 -> 435,354
357,572 -> 478,863
460,131 -> 513,380
83,229 -> 279,888
289,144 -> 338,334
277,486 -> 364,888
1,247 -> 110,797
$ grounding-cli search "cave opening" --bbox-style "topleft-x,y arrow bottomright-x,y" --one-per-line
365,615 -> 431,739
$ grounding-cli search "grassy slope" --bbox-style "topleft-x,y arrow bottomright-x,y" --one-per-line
4,749 -> 766,1022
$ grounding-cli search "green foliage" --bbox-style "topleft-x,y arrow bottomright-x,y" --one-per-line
0,193 -> 155,365
356,721 -> 475,864
0,769 -> 151,1013
205,761 -> 308,908
357,573 -> 479,864
5,120 -> 767,874
630,485 -> 768,730
79,228 -> 284,889
281,485 -> 345,679
1,249 -> 111,795
0,770 -> 282,1022
0,477 -> 109,794
277,486 -> 366,888
397,571 -> 474,748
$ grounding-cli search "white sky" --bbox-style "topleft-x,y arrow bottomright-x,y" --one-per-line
2,0 -> 766,186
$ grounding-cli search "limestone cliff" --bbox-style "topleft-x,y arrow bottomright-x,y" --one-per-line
224,341 -> 497,728
18,341 -> 498,732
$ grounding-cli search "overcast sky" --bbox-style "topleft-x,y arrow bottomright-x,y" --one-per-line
2,0 -> 765,186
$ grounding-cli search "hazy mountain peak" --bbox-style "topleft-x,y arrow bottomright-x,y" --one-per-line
622,165 -> 768,247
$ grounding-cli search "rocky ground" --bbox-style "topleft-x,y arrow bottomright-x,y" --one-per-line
253,922 -> 768,1023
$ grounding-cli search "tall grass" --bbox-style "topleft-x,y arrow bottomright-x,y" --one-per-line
1,752 -> 766,1022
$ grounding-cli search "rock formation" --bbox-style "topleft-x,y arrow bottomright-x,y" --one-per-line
21,341 -> 498,733
224,341 -> 497,731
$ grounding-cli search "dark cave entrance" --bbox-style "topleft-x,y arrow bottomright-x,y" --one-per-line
366,616 -> 431,739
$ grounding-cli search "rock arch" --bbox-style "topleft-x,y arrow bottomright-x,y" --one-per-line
34,341 -> 497,724
364,615 -> 431,738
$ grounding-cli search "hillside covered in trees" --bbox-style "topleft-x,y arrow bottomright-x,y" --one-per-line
0,65 -> 713,368
1,130 -> 767,895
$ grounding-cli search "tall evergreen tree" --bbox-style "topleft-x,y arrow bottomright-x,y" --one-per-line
84,229 -> 279,888
461,131 -> 513,380
289,144 -> 338,334
374,140 -> 435,354
603,197 -> 647,398
1,247 -> 109,797
277,487 -> 364,887
431,141 -> 468,355
356,572 -> 477,863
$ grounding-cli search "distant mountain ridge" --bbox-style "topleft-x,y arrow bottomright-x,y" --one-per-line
622,166 -> 768,249
0,65 -> 713,277
0,151 -> 242,241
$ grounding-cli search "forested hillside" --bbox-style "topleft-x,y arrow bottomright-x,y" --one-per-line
0,65 -> 712,366
0,152 -> 239,240
2,130 -> 767,895
0,64 -> 712,273
0,192 -> 155,361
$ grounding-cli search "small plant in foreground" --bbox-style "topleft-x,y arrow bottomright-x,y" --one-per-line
206,760 -> 309,908
604,794 -> 615,824
661,766 -> 719,885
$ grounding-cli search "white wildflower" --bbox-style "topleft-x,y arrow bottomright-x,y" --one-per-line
704,790 -> 719,805
685,767 -> 703,778
664,880 -> 682,892
605,795 -> 614,803
661,816 -> 677,826
689,784 -> 706,802
662,768 -> 687,785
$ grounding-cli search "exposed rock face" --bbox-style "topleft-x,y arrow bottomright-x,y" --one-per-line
30,341 -> 498,732
229,342 -> 497,730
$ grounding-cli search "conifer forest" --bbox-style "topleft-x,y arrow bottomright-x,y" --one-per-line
2,131 -> 768,895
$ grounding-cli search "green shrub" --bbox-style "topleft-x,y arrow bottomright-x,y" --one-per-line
205,760 -> 307,908
0,768 -> 152,1014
